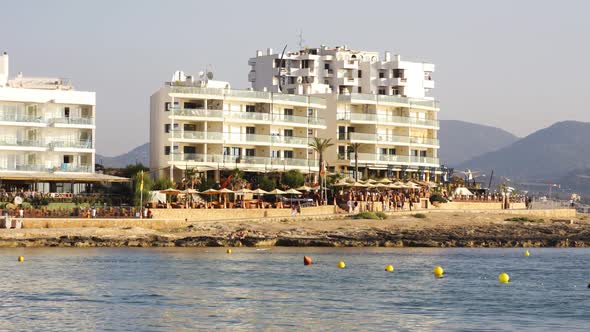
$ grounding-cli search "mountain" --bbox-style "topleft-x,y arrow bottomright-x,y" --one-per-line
458,121 -> 590,180
438,120 -> 519,165
96,143 -> 149,168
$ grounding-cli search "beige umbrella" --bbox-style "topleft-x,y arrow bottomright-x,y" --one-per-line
405,182 -> 421,189
182,188 -> 199,194
389,181 -> 407,189
296,185 -> 313,191
160,188 -> 181,195
332,181 -> 349,187
285,188 -> 302,195
252,188 -> 268,195
235,188 -> 254,195
267,188 -> 287,195
200,188 -> 219,194
365,179 -> 377,184
349,181 -> 366,188
377,178 -> 392,184
217,188 -> 235,194
374,183 -> 389,189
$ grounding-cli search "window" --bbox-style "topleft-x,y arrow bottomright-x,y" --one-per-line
272,150 -> 281,158
302,60 -> 310,68
420,151 -> 427,157
164,102 -> 178,112
165,146 -> 171,155
245,149 -> 256,157
165,124 -> 170,133
357,70 -> 362,78
184,146 -> 196,154
378,88 -> 386,95
184,102 -> 198,109
246,127 -> 256,135
411,149 -> 418,156
392,88 -> 400,95
424,71 -> 432,80
308,129 -> 313,136
63,155 -> 73,164
389,148 -> 396,155
184,124 -> 196,131
338,126 -> 346,140
324,79 -> 330,85
324,63 -> 330,70
379,71 -> 385,79
64,107 -> 70,118
393,69 -> 404,78
284,108 -> 294,116
284,129 -> 293,137
380,148 -> 387,155
246,105 -> 255,112
357,87 -> 362,93
284,151 -> 294,159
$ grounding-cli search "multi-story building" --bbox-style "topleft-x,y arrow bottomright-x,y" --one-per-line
0,52 -> 120,192
150,72 -> 327,182
248,45 -> 440,181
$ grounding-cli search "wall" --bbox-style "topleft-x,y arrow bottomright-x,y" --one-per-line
434,202 -> 526,210
151,205 -> 336,221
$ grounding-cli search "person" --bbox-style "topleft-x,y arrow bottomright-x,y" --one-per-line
291,205 -> 297,217
147,208 -> 153,219
91,207 -> 97,219
527,196 -> 532,210
296,202 -> 302,216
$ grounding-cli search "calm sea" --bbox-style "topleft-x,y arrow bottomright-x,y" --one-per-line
0,247 -> 588,331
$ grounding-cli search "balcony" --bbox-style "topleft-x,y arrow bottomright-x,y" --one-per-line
172,153 -> 318,168
339,112 -> 439,128
0,113 -> 44,124
344,132 -> 440,146
49,139 -> 94,150
171,131 -> 224,142
345,153 -> 439,166
49,117 -> 95,126
0,113 -> 95,126
170,109 -> 326,127
0,163 -> 93,173
337,93 -> 438,109
0,137 -> 46,148
271,135 -> 308,146
171,132 -> 309,147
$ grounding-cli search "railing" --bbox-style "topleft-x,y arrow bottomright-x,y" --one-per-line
172,132 -> 308,146
0,113 -> 95,125
0,164 -> 93,173
49,140 -> 93,149
0,137 -> 46,147
341,112 -> 439,127
345,132 -> 439,146
271,135 -> 308,145
169,86 -> 327,106
173,153 -> 318,167
348,153 -> 439,165
337,93 -> 438,109
172,131 -> 223,141
170,109 -> 326,126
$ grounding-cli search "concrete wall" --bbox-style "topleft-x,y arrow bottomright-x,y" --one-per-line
151,205 -> 336,221
434,202 -> 526,210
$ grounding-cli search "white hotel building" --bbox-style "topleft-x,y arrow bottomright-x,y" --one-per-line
150,72 -> 327,182
0,52 -> 123,192
248,45 -> 441,181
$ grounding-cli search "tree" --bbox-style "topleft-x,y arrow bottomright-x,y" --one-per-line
282,169 -> 305,189
152,178 -> 174,190
259,175 -> 276,192
309,137 -> 334,201
349,143 -> 362,181
122,163 -> 149,178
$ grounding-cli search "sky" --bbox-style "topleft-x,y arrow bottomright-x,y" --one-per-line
2,0 -> 589,156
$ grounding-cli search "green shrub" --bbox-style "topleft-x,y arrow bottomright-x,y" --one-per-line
375,211 -> 388,219
352,211 -> 388,220
281,169 -> 305,189
259,175 -> 276,192
505,217 -> 544,223
429,194 -> 448,204
413,213 -> 427,219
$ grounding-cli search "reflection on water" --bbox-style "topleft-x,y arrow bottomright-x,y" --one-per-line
0,247 -> 589,331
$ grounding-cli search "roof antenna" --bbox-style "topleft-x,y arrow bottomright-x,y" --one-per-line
298,30 -> 305,49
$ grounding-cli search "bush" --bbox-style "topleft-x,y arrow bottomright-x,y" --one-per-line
152,178 -> 174,190
413,213 -> 427,219
505,217 -> 544,223
429,194 -> 448,204
259,175 -> 276,192
352,211 -> 387,220
282,169 -> 305,189
375,211 -> 388,219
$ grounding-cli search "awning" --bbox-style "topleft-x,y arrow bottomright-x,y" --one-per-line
0,171 -> 130,183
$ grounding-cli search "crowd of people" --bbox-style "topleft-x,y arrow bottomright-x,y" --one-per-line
337,188 -> 431,213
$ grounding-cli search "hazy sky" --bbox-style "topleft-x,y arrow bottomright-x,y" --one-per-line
2,0 -> 589,156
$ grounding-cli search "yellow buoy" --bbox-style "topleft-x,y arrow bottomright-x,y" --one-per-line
499,272 -> 510,283
385,265 -> 394,272
525,250 -> 530,257
338,261 -> 346,269
226,248 -> 232,254
17,256 -> 24,262
433,266 -> 444,277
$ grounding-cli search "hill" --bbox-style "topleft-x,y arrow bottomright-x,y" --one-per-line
96,143 -> 149,168
458,121 -> 590,179
438,120 -> 519,165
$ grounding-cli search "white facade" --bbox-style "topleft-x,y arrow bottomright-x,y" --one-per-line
248,45 -> 440,180
0,52 -> 96,178
150,73 -> 327,182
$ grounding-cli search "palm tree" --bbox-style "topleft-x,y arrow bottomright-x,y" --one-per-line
349,143 -> 362,181
309,137 -> 334,201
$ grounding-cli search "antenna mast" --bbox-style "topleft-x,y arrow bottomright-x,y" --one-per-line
298,30 -> 305,49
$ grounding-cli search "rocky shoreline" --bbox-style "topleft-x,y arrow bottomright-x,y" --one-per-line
0,213 -> 588,248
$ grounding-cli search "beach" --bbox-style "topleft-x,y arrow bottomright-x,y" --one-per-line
0,210 -> 585,248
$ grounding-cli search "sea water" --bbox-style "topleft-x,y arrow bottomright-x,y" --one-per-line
0,248 -> 588,331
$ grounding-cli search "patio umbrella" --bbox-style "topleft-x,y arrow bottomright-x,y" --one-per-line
235,188 -> 254,195
182,188 -> 199,194
285,188 -> 302,195
365,179 -> 377,184
389,181 -> 407,189
252,188 -> 268,195
200,188 -> 219,195
296,185 -> 313,191
217,188 -> 234,208
332,181 -> 349,187
405,182 -> 421,189
374,183 -> 389,189
267,188 -> 287,195
160,188 -> 181,195
349,182 -> 366,188
377,178 -> 392,184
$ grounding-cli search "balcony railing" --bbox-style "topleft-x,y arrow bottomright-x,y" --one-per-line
347,153 -> 439,165
171,132 -> 309,146
0,137 -> 94,149
0,113 -> 95,125
337,93 -> 438,109
172,131 -> 224,141
0,163 -> 93,173
344,133 -> 439,146
49,140 -> 93,149
173,153 -> 318,167
170,109 -> 326,126
0,137 -> 46,147
169,86 -> 327,106
339,112 -> 439,127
